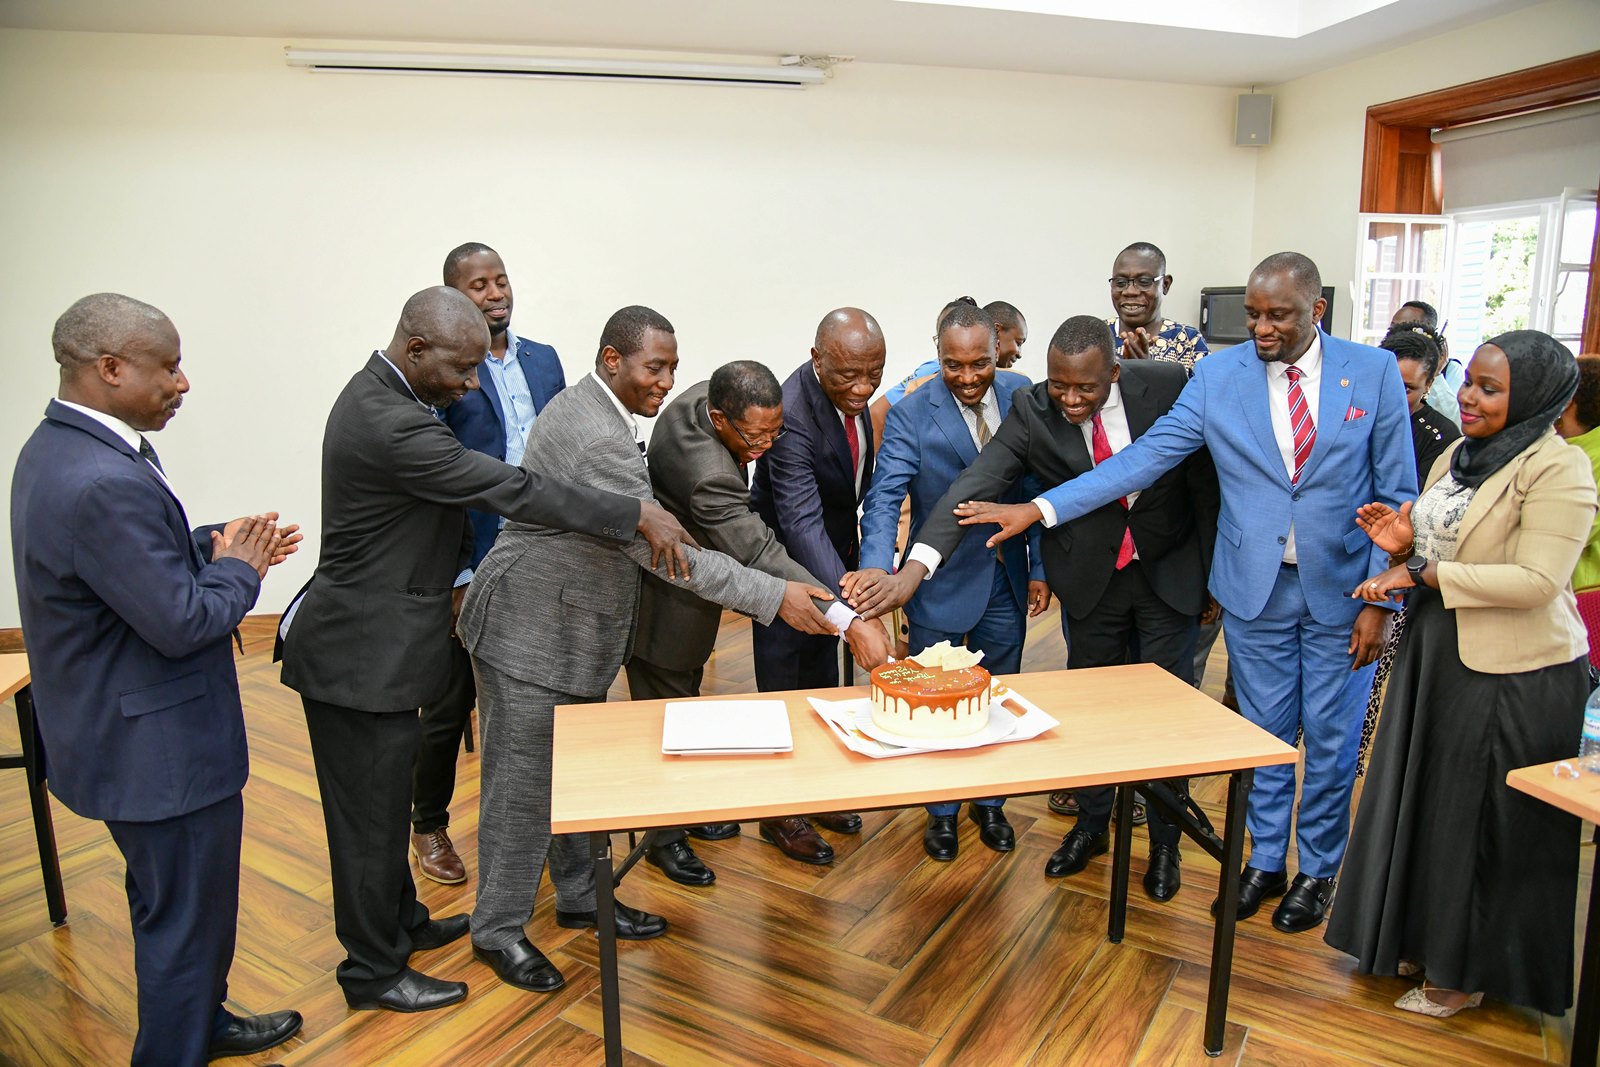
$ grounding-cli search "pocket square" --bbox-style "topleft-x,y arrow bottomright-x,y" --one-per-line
1344,406 -> 1367,421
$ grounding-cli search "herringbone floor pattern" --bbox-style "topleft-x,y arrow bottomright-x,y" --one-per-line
0,609 -> 1584,1065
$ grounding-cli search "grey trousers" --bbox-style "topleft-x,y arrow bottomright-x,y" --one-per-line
469,658 -> 601,951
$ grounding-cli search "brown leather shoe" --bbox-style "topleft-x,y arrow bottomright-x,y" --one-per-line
758,817 -> 834,865
411,828 -> 466,885
809,811 -> 862,834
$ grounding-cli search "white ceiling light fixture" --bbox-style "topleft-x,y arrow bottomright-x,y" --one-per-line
283,48 -> 832,89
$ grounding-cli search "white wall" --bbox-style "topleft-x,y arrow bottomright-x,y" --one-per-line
1251,0 -> 1600,335
0,29 -> 1259,625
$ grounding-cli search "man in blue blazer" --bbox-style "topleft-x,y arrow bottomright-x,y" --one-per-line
405,242 -> 569,887
10,294 -> 304,1065
958,254 -> 1416,933
855,303 -> 1045,861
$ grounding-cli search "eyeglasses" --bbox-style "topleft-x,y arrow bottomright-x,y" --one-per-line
1109,276 -> 1160,292
718,412 -> 787,450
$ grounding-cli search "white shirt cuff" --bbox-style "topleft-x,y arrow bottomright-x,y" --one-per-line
454,568 -> 474,588
905,542 -> 944,579
1032,496 -> 1059,528
824,601 -> 858,633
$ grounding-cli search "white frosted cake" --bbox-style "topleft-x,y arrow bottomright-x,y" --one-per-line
869,642 -> 992,739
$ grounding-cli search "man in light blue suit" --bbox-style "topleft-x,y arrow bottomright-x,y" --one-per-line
958,254 -> 1416,933
855,303 -> 1046,861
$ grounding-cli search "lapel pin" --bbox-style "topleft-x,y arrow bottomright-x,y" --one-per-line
1340,377 -> 1350,387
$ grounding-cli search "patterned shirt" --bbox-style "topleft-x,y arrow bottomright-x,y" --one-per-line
1106,317 -> 1209,371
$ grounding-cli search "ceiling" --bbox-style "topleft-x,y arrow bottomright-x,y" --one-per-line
0,0 -> 1548,87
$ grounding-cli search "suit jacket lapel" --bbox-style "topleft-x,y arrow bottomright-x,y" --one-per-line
1237,357 -> 1284,485
477,357 -> 507,434
45,401 -> 202,567
1119,371 -> 1158,439
1300,334 -> 1352,487
804,369 -> 856,487
930,385 -> 979,466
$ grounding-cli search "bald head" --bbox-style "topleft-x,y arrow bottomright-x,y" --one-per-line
53,293 -> 170,375
1250,251 -> 1322,305
388,287 -> 492,408
810,307 -> 886,419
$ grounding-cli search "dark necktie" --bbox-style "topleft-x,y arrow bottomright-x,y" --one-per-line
968,400 -> 991,448
137,435 -> 164,473
1089,413 -> 1136,570
1286,366 -> 1315,485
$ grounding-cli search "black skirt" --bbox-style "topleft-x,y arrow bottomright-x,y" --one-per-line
1325,585 -> 1588,1014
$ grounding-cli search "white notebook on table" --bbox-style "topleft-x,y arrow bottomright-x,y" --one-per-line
661,700 -> 793,755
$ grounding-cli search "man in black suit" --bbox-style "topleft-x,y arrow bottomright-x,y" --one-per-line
11,294 -> 303,1065
852,316 -> 1217,901
627,361 -> 892,883
748,308 -> 886,862
279,287 -> 694,1013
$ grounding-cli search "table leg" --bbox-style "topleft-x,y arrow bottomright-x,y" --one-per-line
1108,783 -> 1135,944
1572,828 -> 1600,1067
1203,768 -> 1250,1057
16,686 -> 65,926
590,831 -> 623,1067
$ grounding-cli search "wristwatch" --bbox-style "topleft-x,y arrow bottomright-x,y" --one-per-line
1405,554 -> 1428,583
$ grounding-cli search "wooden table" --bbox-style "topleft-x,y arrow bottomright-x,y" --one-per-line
552,664 -> 1298,1064
1507,760 -> 1600,1067
0,653 -> 65,925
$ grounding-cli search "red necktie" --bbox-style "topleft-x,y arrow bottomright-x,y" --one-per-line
1286,366 -> 1315,485
1090,413 -> 1136,570
843,413 -> 860,478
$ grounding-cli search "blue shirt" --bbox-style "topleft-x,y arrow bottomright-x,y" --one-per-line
479,329 -> 537,468
882,357 -> 942,407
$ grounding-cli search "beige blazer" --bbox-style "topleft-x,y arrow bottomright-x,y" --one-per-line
1426,429 -> 1597,674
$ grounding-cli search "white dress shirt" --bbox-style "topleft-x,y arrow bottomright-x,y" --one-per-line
1264,333 -> 1323,564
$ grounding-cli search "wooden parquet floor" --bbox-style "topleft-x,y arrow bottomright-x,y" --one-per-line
0,609 -> 1587,1065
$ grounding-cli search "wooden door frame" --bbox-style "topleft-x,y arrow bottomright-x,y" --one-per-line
1360,51 -> 1600,350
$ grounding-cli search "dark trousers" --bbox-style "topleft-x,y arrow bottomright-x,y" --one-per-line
302,697 -> 431,996
752,616 -> 840,692
1064,562 -> 1200,849
106,793 -> 242,1067
624,656 -> 705,847
413,636 -> 474,833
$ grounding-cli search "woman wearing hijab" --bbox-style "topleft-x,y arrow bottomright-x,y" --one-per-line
1327,330 -> 1594,1018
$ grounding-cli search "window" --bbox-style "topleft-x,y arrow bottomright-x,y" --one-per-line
1352,215 -> 1453,347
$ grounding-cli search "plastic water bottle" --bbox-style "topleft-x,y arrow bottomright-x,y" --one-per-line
1581,686 -> 1600,774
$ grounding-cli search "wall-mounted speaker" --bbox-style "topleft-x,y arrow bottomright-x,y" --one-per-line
1236,93 -> 1273,147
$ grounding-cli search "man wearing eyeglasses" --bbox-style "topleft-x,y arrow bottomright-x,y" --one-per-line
626,361 -> 892,881
1107,242 -> 1209,370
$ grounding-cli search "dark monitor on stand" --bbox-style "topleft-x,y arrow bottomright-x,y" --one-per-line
1199,286 -> 1335,346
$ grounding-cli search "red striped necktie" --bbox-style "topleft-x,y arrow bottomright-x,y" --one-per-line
1090,413 -> 1136,570
1286,366 -> 1315,485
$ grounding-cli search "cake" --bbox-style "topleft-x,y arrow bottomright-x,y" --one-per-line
869,641 -> 992,739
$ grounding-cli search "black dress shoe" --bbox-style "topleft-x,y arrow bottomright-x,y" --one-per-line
207,1010 -> 302,1059
556,901 -> 668,940
648,839 -> 715,886
968,805 -> 1015,852
1143,843 -> 1181,902
923,814 -> 959,861
811,811 -> 863,834
1272,873 -> 1336,933
409,912 -> 470,952
1044,827 -> 1108,878
1210,865 -> 1288,921
344,968 -> 468,1012
687,823 -> 741,841
473,937 -> 565,992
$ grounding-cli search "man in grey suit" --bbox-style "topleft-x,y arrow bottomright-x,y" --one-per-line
457,306 -> 836,995
627,361 -> 893,883
280,288 -> 695,1013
